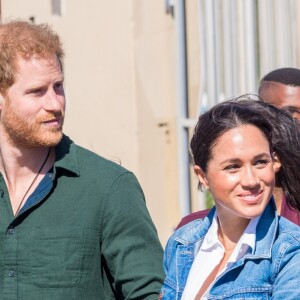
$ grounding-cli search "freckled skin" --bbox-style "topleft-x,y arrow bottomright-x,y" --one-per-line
0,55 -> 65,148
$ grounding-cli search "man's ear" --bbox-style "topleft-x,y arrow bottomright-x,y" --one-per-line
194,165 -> 209,190
272,152 -> 281,173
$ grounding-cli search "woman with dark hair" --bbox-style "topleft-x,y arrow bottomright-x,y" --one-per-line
160,97 -> 300,299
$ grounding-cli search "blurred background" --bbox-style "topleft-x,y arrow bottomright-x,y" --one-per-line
1,0 -> 300,246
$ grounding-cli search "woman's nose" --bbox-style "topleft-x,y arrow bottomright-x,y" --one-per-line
241,166 -> 260,188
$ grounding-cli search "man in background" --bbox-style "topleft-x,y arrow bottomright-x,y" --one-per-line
258,67 -> 300,225
259,67 -> 300,120
0,20 -> 164,299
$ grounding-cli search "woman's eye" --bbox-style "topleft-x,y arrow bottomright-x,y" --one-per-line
224,164 -> 239,171
255,159 -> 269,167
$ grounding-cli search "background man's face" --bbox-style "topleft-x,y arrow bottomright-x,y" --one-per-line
259,81 -> 300,120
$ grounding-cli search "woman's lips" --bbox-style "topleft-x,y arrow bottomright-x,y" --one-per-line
238,190 -> 263,204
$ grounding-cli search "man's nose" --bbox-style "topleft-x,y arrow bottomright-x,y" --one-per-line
43,87 -> 65,111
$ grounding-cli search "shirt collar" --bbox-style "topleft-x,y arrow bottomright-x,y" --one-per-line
229,214 -> 260,262
200,212 -> 219,251
174,200 -> 278,260
54,134 -> 80,177
201,211 -> 260,257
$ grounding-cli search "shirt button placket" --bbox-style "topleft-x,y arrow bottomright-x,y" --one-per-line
4,227 -> 18,299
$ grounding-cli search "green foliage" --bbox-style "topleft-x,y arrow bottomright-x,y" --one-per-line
205,191 -> 215,209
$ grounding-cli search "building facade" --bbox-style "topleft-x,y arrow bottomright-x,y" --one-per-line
2,0 -> 300,246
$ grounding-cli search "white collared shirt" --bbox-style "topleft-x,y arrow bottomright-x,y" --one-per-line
181,212 -> 260,300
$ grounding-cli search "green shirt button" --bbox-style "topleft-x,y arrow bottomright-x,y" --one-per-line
8,271 -> 15,277
8,228 -> 15,235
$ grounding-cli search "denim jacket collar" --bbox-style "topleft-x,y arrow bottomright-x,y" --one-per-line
162,198 -> 300,299
174,199 -> 278,260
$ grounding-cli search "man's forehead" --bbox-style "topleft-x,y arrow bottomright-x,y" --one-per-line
260,80 -> 300,91
15,55 -> 63,75
17,53 -> 59,65
8,55 -> 64,91
259,81 -> 300,108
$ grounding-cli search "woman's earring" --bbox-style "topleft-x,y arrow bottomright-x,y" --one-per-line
202,184 -> 210,192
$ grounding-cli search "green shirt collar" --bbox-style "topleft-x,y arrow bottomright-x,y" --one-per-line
54,134 -> 80,177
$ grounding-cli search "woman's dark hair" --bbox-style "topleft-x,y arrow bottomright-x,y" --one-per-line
190,95 -> 300,210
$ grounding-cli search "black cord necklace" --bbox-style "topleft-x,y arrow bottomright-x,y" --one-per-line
14,147 -> 51,216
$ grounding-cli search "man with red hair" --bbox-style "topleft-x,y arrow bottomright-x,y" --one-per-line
0,20 -> 164,299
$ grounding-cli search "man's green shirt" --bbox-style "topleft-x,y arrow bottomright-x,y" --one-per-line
0,135 -> 164,299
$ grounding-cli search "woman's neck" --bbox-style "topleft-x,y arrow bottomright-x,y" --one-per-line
217,212 -> 250,251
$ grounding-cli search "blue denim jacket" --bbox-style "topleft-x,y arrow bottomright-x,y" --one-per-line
160,200 -> 300,299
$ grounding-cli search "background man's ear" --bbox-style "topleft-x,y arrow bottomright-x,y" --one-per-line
0,93 -> 4,109
272,152 -> 281,173
194,165 -> 209,190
